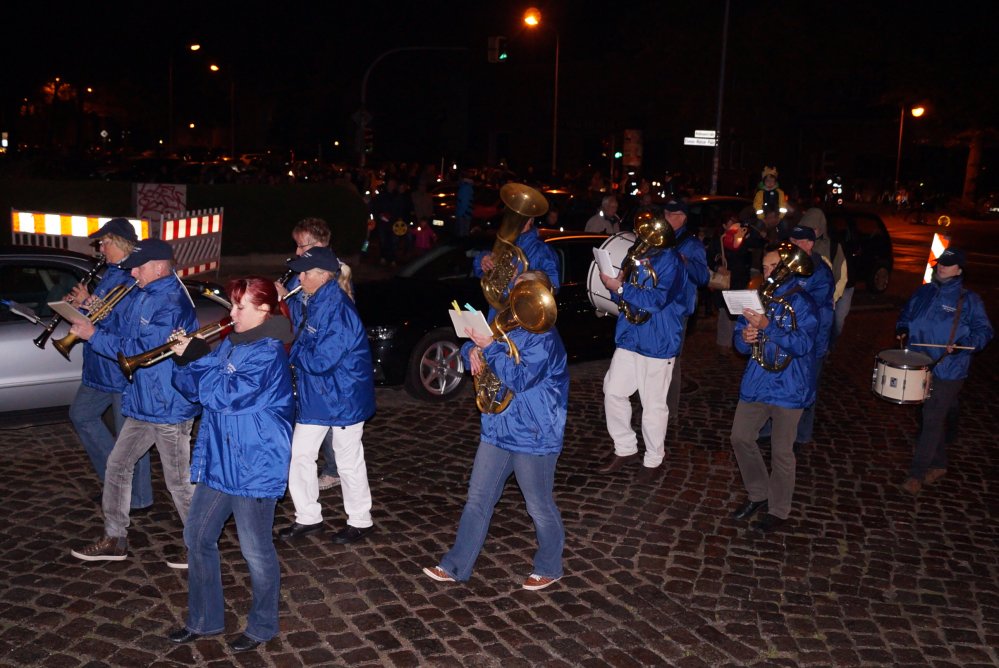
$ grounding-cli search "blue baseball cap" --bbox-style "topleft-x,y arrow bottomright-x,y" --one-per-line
119,239 -> 174,268
790,226 -> 816,241
663,199 -> 689,215
89,217 -> 138,243
935,248 -> 965,267
287,246 -> 340,273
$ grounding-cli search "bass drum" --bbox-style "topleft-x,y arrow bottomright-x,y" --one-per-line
587,232 -> 635,317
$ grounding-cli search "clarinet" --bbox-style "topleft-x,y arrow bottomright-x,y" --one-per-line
33,255 -> 108,349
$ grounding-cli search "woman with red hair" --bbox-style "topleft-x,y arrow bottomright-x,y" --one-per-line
166,276 -> 295,652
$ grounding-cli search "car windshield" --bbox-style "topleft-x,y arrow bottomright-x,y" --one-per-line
396,243 -> 483,281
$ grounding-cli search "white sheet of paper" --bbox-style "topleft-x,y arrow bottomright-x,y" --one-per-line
721,290 -> 764,316
2,300 -> 42,324
448,309 -> 492,339
47,300 -> 89,325
592,247 -> 616,276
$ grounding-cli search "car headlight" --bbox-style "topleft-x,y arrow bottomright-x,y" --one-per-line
367,325 -> 398,341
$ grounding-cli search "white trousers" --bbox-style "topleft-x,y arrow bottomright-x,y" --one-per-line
288,422 -> 373,528
603,348 -> 675,467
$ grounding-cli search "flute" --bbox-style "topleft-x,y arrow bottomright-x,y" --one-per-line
281,285 -> 303,301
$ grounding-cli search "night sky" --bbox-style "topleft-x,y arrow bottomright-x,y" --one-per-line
1,1 -> 995,190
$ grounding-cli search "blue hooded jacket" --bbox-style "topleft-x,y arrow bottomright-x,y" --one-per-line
290,280 -> 375,426
794,253 -> 835,359
89,273 -> 199,423
674,226 -> 709,318
81,264 -> 137,393
172,317 -> 295,498
610,247 -> 687,359
733,281 -> 818,408
461,327 -> 569,455
896,275 -> 993,381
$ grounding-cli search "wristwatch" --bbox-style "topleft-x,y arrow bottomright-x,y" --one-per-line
616,285 -> 624,295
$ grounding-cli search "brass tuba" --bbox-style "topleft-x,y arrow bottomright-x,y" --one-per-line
51,280 -> 138,361
751,242 -> 814,372
480,183 -> 549,311
117,317 -> 233,382
473,275 -> 558,414
618,208 -> 676,324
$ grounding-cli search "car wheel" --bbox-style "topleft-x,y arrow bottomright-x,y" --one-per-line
404,328 -> 468,401
869,265 -> 891,293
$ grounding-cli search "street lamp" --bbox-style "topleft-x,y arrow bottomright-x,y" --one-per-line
895,104 -> 926,195
523,7 -> 559,177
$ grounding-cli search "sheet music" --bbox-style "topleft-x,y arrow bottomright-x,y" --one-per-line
448,309 -> 492,339
592,247 -> 616,276
46,300 -> 89,325
721,290 -> 764,316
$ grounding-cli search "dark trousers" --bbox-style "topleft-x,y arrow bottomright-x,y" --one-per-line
910,378 -> 963,480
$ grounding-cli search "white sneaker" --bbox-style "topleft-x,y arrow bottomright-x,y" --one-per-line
522,574 -> 561,591
166,550 -> 188,570
423,566 -> 454,582
318,474 -> 341,490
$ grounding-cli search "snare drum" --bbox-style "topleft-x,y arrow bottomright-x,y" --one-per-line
587,232 -> 635,317
871,348 -> 933,404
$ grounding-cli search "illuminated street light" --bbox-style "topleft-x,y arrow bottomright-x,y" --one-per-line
895,104 -> 928,195
523,7 -> 559,176
209,64 -> 220,72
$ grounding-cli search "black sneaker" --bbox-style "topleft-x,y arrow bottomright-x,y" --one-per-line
71,535 -> 128,562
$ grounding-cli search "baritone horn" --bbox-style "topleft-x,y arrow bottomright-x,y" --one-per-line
117,317 -> 233,382
618,208 -> 676,324
473,274 -> 558,414
51,280 -> 138,361
750,242 -> 814,372
480,183 -> 549,311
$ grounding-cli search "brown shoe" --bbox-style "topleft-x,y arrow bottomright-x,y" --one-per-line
635,465 -> 662,484
596,453 -> 639,473
924,468 -> 947,484
902,477 -> 922,495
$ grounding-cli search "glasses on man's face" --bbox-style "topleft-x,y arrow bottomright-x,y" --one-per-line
99,238 -> 112,247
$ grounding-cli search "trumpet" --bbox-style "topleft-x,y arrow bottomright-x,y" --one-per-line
34,256 -> 107,350
51,280 -> 137,361
117,317 -> 233,382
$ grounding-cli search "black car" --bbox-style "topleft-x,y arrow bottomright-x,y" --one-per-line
355,230 -> 616,401
825,209 -> 894,292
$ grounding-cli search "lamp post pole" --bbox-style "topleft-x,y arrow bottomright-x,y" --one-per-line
894,105 -> 906,196
551,31 -> 560,178
709,0 -> 730,195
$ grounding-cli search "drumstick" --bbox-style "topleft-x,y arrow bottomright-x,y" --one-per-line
910,343 -> 976,351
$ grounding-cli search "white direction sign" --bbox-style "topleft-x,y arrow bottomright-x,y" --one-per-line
684,137 -> 717,146
694,129 -> 716,139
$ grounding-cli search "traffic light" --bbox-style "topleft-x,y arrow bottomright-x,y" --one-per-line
488,36 -> 508,63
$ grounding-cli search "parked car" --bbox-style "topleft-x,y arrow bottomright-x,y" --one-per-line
825,209 -> 894,292
0,246 -> 230,412
355,230 -> 617,401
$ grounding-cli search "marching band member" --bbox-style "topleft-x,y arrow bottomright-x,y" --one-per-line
424,271 -> 569,590
69,218 -> 152,512
896,248 -> 993,494
596,205 -> 687,484
166,277 -> 294,652
730,245 -> 817,534
277,247 -> 376,545
70,239 -> 199,565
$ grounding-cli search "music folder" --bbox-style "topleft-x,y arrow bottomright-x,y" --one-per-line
592,247 -> 616,276
46,300 -> 89,325
449,309 -> 492,339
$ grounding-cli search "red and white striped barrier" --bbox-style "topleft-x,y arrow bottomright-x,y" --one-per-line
10,211 -> 149,255
922,233 -> 950,284
160,209 -> 223,278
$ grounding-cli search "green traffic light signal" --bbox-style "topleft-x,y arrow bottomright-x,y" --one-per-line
614,151 -> 623,159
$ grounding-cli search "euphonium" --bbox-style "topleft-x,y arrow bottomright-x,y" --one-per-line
618,208 -> 676,324
751,242 -> 814,372
117,317 -> 233,382
480,183 -> 549,311
51,279 -> 137,361
34,256 -> 107,350
473,276 -> 558,414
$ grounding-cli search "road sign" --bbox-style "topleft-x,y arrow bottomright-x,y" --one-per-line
684,137 -> 717,147
694,130 -> 716,139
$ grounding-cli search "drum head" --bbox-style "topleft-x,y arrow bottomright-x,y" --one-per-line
587,232 -> 635,317
877,348 -> 933,368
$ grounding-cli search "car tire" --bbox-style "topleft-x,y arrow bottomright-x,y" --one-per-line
404,328 -> 469,402
869,265 -> 891,293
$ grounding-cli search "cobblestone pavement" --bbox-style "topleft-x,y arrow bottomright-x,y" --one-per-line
1,305 -> 997,667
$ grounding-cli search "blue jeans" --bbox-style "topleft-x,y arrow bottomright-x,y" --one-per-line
320,429 -> 338,477
69,384 -> 153,509
440,441 -> 564,582
184,484 -> 281,641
